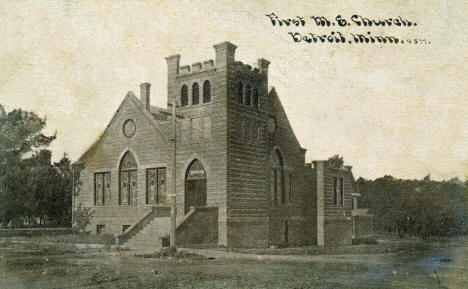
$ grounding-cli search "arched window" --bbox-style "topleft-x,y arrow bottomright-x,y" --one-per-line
192,83 -> 199,105
270,150 -> 284,205
253,88 -> 259,111
245,85 -> 251,106
237,82 -> 243,104
120,151 -> 137,205
203,80 -> 211,103
181,85 -> 188,107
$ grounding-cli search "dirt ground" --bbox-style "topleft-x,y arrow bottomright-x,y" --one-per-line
0,235 -> 467,289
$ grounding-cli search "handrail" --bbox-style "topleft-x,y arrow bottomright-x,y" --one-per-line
159,206 -> 218,241
159,206 -> 196,241
115,207 -> 156,245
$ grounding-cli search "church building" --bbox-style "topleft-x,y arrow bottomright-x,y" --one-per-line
73,42 -> 356,249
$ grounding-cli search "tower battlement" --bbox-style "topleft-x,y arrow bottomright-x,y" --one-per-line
165,42 -> 270,107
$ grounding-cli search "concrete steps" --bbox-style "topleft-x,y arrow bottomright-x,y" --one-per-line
123,216 -> 171,252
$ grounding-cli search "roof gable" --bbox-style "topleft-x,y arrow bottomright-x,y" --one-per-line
268,87 -> 303,150
74,92 -> 168,165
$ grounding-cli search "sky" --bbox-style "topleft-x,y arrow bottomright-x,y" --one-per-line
0,0 -> 466,180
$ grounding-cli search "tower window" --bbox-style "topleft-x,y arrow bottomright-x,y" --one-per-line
246,85 -> 251,106
203,80 -> 211,103
253,88 -> 259,110
192,83 -> 199,105
181,85 -> 188,107
237,82 -> 243,104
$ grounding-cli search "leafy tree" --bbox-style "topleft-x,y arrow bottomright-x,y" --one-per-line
328,155 -> 344,169
49,155 -> 73,226
361,174 -> 468,239
0,106 -> 55,227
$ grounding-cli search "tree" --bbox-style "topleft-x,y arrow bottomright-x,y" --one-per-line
0,106 -> 56,227
49,154 -> 73,226
328,155 -> 344,169
364,174 -> 468,239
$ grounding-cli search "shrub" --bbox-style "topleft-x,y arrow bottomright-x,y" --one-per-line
72,204 -> 94,233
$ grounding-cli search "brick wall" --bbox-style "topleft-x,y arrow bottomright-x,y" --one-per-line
75,42 -> 354,248
314,161 -> 354,246
76,93 -> 171,235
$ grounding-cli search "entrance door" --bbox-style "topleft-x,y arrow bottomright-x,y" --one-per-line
185,159 -> 207,214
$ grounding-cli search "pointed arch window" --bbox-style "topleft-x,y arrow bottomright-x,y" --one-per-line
245,85 -> 251,106
192,83 -> 199,105
119,152 -> 137,205
203,80 -> 211,103
237,82 -> 243,104
269,150 -> 285,205
253,88 -> 259,111
181,85 -> 188,107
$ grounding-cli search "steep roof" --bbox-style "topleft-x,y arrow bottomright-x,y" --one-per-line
73,92 -> 169,166
268,86 -> 303,150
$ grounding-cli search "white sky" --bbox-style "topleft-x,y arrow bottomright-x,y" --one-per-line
0,0 -> 466,180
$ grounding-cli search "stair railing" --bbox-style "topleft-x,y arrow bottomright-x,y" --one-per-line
115,207 -> 156,245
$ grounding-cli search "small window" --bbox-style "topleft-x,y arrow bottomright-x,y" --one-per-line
284,221 -> 289,243
333,177 -> 344,206
340,178 -> 344,206
192,83 -> 199,105
203,80 -> 211,103
122,225 -> 131,233
96,224 -> 105,235
237,82 -> 243,104
181,85 -> 188,107
253,88 -> 259,110
245,85 -> 251,106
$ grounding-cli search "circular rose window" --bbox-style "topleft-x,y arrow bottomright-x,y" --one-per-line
123,119 -> 136,138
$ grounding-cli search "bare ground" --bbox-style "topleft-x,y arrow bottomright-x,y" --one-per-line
0,235 -> 467,289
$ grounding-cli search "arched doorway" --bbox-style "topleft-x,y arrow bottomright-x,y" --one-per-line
185,159 -> 207,214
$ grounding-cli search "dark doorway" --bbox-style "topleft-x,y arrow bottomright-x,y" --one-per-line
185,159 -> 207,214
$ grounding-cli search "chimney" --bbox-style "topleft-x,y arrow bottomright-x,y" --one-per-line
140,83 -> 151,110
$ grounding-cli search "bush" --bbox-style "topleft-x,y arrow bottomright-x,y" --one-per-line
72,204 -> 94,233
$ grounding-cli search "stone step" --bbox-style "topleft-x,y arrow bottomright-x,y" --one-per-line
122,216 -> 171,250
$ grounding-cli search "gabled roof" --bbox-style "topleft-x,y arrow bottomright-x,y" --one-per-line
268,86 -> 303,150
73,92 -> 168,166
